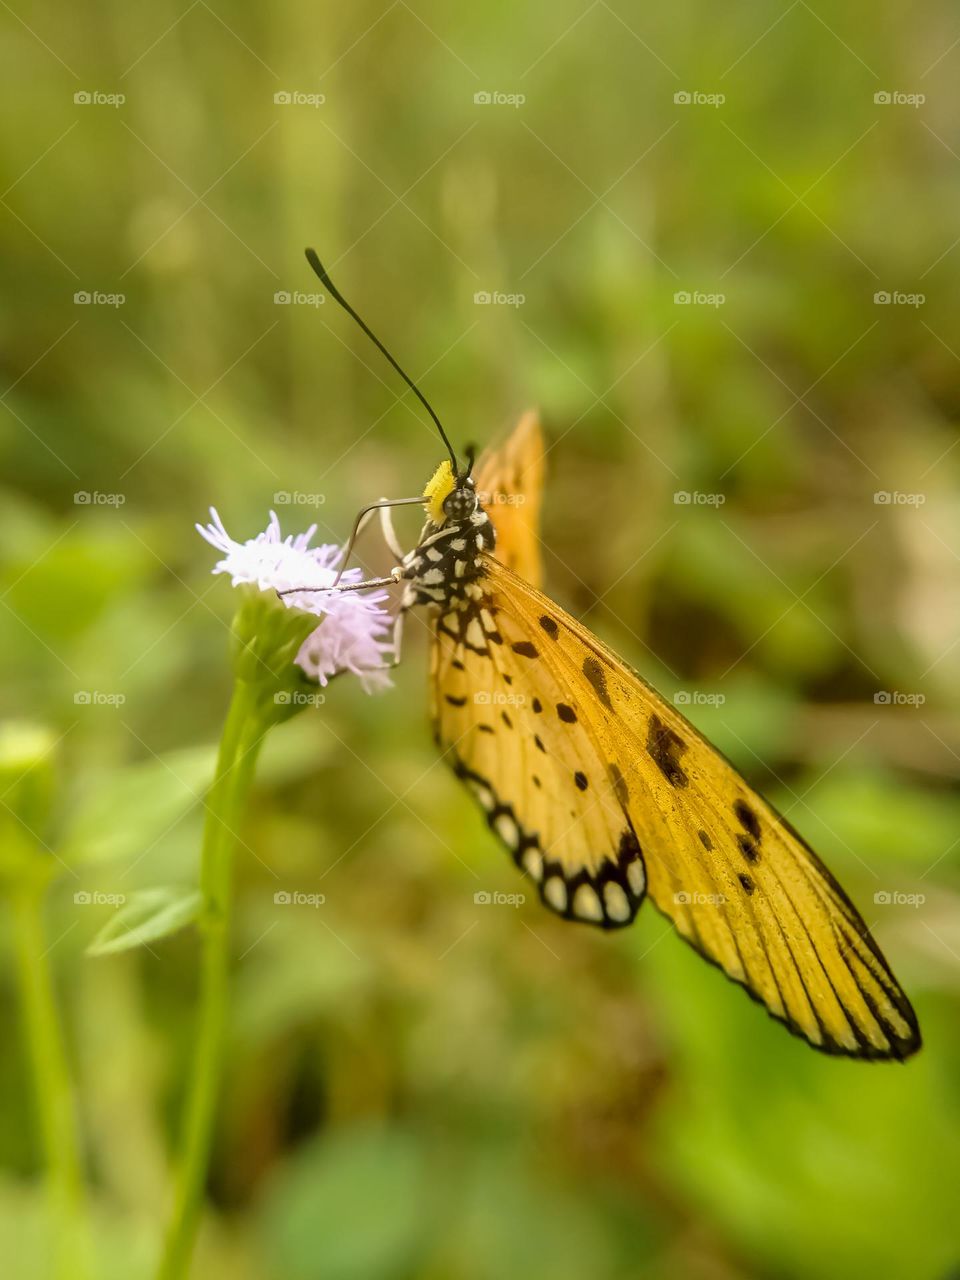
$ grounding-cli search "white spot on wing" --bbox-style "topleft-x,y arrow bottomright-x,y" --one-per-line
572,883 -> 604,922
466,778 -> 494,809
544,877 -> 568,912
603,881 -> 631,922
626,860 -> 645,897
493,812 -> 519,848
521,846 -> 543,881
466,618 -> 485,649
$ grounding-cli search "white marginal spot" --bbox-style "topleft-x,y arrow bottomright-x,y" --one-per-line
572,883 -> 604,922
426,547 -> 444,562
466,618 -> 485,649
603,881 -> 631,923
544,877 -> 568,912
465,584 -> 483,600
493,811 -> 519,848
480,608 -> 497,632
454,559 -> 467,578
470,780 -> 494,810
521,846 -> 543,881
626,860 -> 646,897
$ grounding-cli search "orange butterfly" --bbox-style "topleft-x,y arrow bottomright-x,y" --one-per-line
307,251 -> 920,1061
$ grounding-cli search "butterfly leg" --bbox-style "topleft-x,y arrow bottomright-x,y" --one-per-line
378,501 -> 407,563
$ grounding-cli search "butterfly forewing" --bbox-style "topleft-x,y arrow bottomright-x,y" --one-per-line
472,410 -> 545,588
463,556 -> 920,1059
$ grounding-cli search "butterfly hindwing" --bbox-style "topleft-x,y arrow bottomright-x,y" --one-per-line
430,593 -> 647,928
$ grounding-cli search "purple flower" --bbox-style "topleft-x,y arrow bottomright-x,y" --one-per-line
197,509 -> 393,692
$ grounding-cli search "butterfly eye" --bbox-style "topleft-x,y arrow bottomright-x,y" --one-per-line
442,487 -> 478,521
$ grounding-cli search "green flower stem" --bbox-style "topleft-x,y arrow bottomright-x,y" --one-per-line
10,879 -> 90,1280
155,678 -> 268,1280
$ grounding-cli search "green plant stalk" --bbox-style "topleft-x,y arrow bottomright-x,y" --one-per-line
11,881 -> 90,1280
155,679 -> 267,1280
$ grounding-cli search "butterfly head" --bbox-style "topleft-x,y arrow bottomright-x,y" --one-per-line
423,453 -> 479,526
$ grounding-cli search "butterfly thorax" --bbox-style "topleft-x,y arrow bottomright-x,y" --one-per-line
401,507 -> 496,610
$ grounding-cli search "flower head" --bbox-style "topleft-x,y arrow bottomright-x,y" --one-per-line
197,508 -> 393,693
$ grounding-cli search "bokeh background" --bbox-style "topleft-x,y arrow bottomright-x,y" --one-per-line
2,2 -> 960,1277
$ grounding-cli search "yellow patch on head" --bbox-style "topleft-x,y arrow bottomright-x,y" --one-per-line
423,460 -> 456,523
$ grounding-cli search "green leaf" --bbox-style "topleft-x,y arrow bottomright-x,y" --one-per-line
60,746 -> 215,867
87,886 -> 201,956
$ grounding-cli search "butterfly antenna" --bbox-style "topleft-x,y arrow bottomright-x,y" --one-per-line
304,249 -> 460,475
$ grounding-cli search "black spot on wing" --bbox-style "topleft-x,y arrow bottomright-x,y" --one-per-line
557,703 -> 577,723
445,694 -> 467,707
512,640 -> 538,658
738,872 -> 755,894
501,710 -> 513,729
534,734 -> 546,753
737,834 -> 761,863
608,762 -> 629,807
698,829 -> 713,850
574,770 -> 588,791
582,655 -> 612,710
539,615 -> 559,638
646,715 -> 689,789
532,697 -> 542,714
734,799 -> 762,842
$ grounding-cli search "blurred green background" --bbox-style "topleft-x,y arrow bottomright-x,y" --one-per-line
2,1 -> 959,1277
